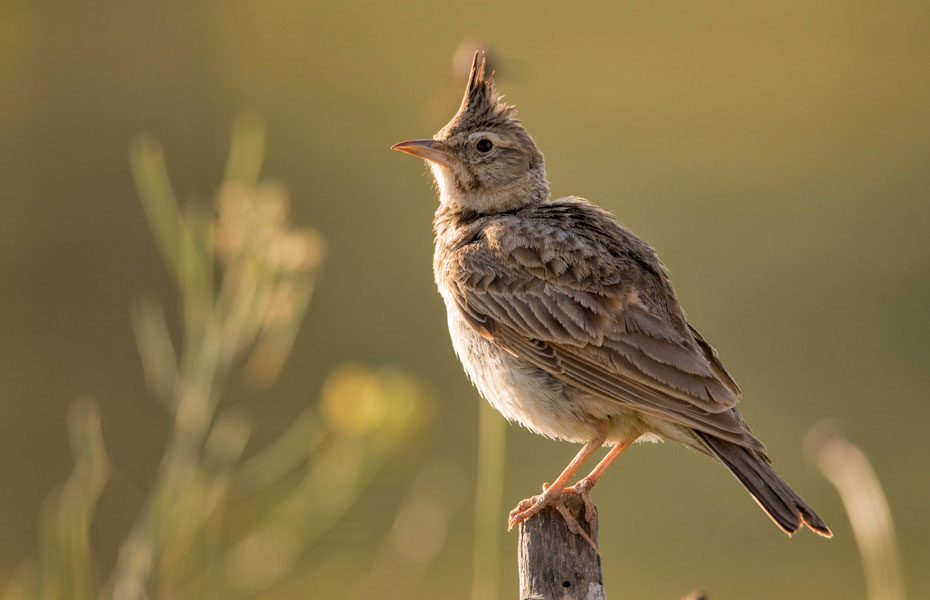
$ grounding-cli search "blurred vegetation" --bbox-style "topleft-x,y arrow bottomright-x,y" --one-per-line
2,2 -> 929,598
807,424 -> 906,600
3,121 -> 434,599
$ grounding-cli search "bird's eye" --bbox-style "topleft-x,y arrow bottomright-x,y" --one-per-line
476,138 -> 493,153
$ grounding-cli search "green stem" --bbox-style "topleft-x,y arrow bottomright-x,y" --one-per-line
471,401 -> 506,600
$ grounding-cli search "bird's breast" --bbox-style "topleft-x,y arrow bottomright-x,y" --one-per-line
437,284 -> 639,444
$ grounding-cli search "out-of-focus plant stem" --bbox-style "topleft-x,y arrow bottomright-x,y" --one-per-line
13,117 -> 433,600
471,401 -> 506,600
107,123 -> 268,599
807,423 -> 906,600
38,399 -> 109,600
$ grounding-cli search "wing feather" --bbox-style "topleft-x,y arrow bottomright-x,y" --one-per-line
444,199 -> 763,449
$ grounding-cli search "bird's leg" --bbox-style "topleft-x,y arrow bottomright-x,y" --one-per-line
507,426 -> 608,532
562,433 -> 642,537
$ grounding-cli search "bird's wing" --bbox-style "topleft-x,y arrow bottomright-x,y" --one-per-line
446,200 -> 762,449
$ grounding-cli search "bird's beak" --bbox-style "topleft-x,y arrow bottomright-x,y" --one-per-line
391,139 -> 452,167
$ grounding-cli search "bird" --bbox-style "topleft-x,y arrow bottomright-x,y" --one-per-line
392,52 -> 831,546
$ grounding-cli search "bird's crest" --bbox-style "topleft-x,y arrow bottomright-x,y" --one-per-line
439,52 -> 515,138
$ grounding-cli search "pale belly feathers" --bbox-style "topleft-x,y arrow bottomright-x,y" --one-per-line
440,291 -> 664,446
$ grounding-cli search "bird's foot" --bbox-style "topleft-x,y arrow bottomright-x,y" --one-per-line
562,477 -> 598,540
508,480 -> 598,551
506,482 -> 555,530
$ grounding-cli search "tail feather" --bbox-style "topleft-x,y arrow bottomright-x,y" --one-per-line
697,432 -> 832,537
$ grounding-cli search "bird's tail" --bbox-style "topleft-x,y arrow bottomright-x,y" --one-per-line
696,432 -> 832,537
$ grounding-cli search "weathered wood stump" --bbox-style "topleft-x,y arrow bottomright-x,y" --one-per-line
518,495 -> 605,600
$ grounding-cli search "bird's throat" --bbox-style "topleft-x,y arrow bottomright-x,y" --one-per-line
431,163 -> 548,216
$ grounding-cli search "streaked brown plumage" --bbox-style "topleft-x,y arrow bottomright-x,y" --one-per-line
393,52 -> 830,542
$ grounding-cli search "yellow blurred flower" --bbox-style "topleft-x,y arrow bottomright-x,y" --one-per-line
320,366 -> 431,439
320,365 -> 390,436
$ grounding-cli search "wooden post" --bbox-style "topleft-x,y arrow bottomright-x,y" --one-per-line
518,495 -> 605,600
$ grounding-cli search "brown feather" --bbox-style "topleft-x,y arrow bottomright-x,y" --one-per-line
437,198 -> 765,447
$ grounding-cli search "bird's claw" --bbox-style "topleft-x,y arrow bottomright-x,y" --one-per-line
507,492 -> 552,529
507,480 -> 599,551
566,478 -> 598,531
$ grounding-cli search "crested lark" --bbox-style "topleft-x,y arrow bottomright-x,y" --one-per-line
393,53 -> 831,543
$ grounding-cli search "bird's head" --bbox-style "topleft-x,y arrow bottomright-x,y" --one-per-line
393,52 -> 549,215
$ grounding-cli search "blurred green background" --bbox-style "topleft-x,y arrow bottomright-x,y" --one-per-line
2,1 -> 929,598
